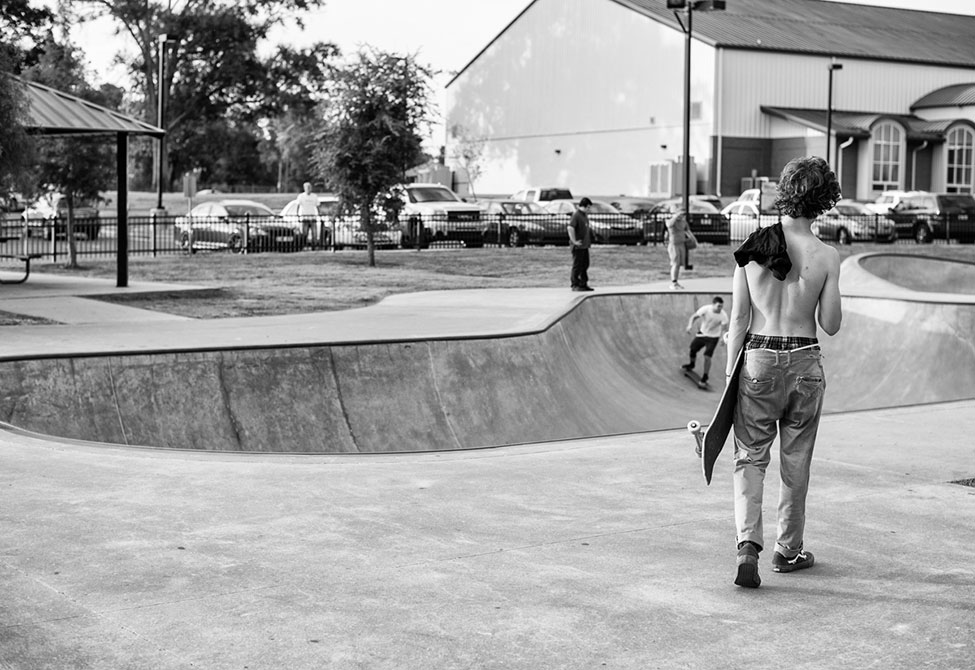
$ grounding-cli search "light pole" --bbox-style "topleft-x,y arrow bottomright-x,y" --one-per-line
826,58 -> 843,167
670,0 -> 725,266
154,33 -> 174,214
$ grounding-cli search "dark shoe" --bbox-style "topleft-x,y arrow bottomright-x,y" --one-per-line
571,286 -> 584,292
701,374 -> 709,384
681,363 -> 694,371
734,543 -> 761,588
580,286 -> 594,291
772,549 -> 815,573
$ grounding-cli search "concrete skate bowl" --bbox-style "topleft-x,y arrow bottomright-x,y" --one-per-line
844,252 -> 975,295
0,269 -> 973,453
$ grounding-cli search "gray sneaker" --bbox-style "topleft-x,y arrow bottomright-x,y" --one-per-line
772,550 -> 815,573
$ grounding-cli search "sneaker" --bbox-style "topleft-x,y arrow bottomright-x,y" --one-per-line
681,363 -> 694,371
700,374 -> 709,384
772,550 -> 815,573
670,281 -> 684,290
580,286 -> 595,291
571,286 -> 584,292
735,543 -> 761,588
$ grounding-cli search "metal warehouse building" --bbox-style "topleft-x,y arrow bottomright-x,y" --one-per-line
444,0 -> 975,201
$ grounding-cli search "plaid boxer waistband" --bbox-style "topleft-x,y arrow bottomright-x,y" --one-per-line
744,334 -> 820,351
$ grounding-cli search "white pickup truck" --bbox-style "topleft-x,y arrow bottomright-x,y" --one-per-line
395,183 -> 484,248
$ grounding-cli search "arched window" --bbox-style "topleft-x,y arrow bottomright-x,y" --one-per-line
946,126 -> 975,193
871,122 -> 903,192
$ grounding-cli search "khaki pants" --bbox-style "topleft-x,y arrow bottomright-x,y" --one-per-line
732,348 -> 826,557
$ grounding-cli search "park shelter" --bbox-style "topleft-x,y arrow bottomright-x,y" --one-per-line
14,76 -> 165,287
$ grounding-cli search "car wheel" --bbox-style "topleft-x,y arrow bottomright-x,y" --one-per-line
509,228 -> 523,247
914,224 -> 932,244
228,234 -> 245,253
837,228 -> 851,245
178,231 -> 196,254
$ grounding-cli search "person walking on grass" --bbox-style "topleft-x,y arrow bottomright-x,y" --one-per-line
682,296 -> 729,385
725,155 -> 842,589
568,197 -> 594,291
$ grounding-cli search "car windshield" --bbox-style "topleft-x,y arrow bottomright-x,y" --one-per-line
940,194 -> 975,210
836,204 -> 867,216
224,203 -> 274,216
501,202 -> 545,215
589,202 -> 619,214
407,187 -> 459,203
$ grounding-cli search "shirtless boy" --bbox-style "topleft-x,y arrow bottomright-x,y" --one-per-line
725,156 -> 843,588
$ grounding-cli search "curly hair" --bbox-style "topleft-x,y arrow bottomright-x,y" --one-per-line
773,156 -> 842,219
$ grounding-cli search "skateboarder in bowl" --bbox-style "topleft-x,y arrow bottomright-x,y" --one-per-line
682,296 -> 729,385
725,156 -> 842,588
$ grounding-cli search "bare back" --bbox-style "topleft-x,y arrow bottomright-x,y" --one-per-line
744,221 -> 840,337
726,218 -> 842,370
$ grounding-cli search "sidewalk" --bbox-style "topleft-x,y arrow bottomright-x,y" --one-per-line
1,401 -> 972,669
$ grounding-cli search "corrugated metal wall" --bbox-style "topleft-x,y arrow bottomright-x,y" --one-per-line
719,51 -> 975,138
446,0 -> 717,196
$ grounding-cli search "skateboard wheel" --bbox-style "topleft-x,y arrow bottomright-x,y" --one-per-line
687,420 -> 701,433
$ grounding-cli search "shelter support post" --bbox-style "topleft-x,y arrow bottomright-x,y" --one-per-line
117,132 -> 128,288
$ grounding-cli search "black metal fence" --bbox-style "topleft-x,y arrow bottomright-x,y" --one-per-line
0,212 -> 970,267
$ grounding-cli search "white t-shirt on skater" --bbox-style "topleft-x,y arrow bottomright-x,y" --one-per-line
693,305 -> 729,338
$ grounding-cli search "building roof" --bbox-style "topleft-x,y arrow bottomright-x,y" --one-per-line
15,77 -> 164,138
618,0 -> 975,68
761,106 -> 955,142
449,0 -> 975,87
912,83 -> 975,110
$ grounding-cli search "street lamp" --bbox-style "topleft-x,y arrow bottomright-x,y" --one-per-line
670,0 -> 725,267
154,33 -> 175,214
826,58 -> 843,167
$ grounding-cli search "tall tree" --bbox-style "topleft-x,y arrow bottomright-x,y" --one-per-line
70,0 -> 336,191
21,36 -> 116,268
0,1 -> 55,198
311,49 -> 434,267
0,52 -> 35,200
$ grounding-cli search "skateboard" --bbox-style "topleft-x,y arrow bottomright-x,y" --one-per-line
682,367 -> 709,390
687,348 -> 745,485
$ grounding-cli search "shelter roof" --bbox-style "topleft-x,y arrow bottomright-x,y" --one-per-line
14,77 -> 163,138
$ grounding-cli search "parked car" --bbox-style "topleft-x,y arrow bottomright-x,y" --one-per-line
279,196 -> 335,247
479,199 -> 566,246
332,218 -> 401,250
647,197 -> 731,245
885,192 -> 975,243
509,186 -> 574,203
608,196 -> 657,218
831,199 -> 897,243
720,201 -> 778,240
174,199 -> 306,253
863,190 -> 920,215
541,199 -> 643,245
21,193 -> 102,240
393,183 -> 483,248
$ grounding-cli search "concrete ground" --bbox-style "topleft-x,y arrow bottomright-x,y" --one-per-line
1,264 -> 974,669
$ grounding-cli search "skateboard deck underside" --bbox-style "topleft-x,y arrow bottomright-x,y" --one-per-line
702,349 -> 744,485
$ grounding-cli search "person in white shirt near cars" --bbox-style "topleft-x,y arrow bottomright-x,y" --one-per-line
681,296 -> 729,385
296,182 -> 320,243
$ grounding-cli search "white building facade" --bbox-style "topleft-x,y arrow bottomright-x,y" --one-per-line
445,0 -> 975,200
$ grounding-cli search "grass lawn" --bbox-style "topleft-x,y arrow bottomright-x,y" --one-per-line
24,242 -> 975,320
